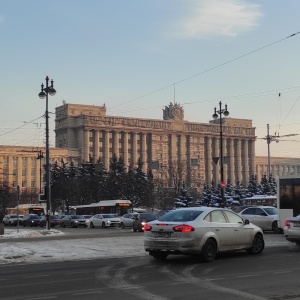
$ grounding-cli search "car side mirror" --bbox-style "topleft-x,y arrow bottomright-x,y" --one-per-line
244,219 -> 250,225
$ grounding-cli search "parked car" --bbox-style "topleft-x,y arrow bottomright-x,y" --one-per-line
21,214 -> 41,227
284,214 -> 300,245
144,207 -> 265,262
119,213 -> 139,229
238,206 -> 281,233
132,213 -> 157,232
40,215 -> 62,227
2,214 -> 23,226
60,215 -> 87,228
82,215 -> 93,219
87,214 -> 121,228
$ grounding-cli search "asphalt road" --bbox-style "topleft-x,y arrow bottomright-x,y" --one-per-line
0,230 -> 299,300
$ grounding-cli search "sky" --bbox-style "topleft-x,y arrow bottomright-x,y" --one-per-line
1,0 -> 300,157
0,228 -> 291,265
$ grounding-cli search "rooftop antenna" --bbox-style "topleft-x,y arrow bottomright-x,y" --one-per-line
173,83 -> 175,104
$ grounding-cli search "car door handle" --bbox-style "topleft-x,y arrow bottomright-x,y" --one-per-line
215,228 -> 220,231
234,229 -> 239,231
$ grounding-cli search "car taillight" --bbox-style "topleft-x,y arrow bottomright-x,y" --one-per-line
285,220 -> 290,226
144,223 -> 152,231
173,225 -> 195,232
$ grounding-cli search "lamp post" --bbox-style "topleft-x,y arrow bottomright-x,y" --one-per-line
38,76 -> 56,230
212,101 -> 229,207
37,150 -> 44,194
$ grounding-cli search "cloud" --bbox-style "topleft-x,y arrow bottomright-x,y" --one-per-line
172,0 -> 263,39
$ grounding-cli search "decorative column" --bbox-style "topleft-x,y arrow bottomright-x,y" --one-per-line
104,130 -> 110,170
141,133 -> 147,172
206,137 -> 212,185
229,138 -> 235,185
113,131 -> 119,158
223,138 -> 228,184
236,139 -> 242,184
213,137 -> 220,184
132,132 -> 137,168
250,140 -> 255,176
123,132 -> 129,167
244,139 -> 249,184
93,130 -> 99,163
82,130 -> 90,163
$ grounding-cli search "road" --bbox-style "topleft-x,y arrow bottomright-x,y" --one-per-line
0,229 -> 299,299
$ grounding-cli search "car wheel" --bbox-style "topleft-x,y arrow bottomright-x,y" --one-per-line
120,223 -> 125,229
201,239 -> 217,263
132,226 -> 137,232
246,234 -> 264,254
272,221 -> 283,234
295,241 -> 300,246
150,251 -> 168,261
102,222 -> 106,228
62,223 -> 66,228
71,223 -> 75,228
90,222 -> 95,228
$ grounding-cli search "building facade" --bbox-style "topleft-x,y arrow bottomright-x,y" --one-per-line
255,156 -> 300,179
0,146 -> 80,195
54,102 -> 256,188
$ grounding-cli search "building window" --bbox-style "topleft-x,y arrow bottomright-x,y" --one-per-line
22,169 -> 26,176
22,181 -> 26,188
31,181 -> 35,188
13,169 -> 17,176
31,169 -> 35,176
13,157 -> 17,165
12,181 -> 17,187
22,157 -> 27,166
3,157 -> 8,166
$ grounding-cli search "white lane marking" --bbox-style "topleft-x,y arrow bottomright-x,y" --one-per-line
26,274 -> 51,278
237,274 -> 262,278
28,297 -> 57,300
64,271 -> 89,275
160,265 -> 266,300
72,291 -> 103,296
96,265 -> 170,300
274,271 -> 292,274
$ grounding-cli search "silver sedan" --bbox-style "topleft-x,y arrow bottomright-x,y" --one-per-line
284,214 -> 300,245
238,206 -> 281,233
144,207 -> 264,262
87,214 -> 121,228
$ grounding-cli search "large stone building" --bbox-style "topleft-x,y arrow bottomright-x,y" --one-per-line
0,102 -> 299,196
54,102 -> 256,188
0,146 -> 80,195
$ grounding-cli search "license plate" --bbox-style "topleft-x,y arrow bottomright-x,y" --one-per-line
154,232 -> 171,238
293,222 -> 300,227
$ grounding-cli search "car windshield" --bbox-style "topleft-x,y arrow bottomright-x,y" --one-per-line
30,215 -> 40,219
139,214 -> 157,221
158,210 -> 203,222
103,214 -> 118,218
263,207 -> 277,215
71,215 -> 84,219
50,216 -> 60,219
9,215 -> 18,218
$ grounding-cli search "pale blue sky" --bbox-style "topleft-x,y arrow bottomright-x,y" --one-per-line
1,0 -> 300,157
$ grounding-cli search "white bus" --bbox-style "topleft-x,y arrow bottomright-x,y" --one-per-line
72,200 -> 133,216
241,195 -> 277,206
277,175 -> 300,229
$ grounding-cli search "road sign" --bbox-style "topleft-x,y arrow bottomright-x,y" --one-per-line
221,182 -> 226,189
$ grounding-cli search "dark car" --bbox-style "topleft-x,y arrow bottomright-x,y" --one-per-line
132,213 -> 157,232
40,215 -> 61,227
60,215 -> 87,228
21,214 -> 41,227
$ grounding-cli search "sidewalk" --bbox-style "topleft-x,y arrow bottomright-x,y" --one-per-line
0,229 -> 292,265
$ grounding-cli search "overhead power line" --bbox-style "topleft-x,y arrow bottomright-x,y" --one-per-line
110,32 -> 300,110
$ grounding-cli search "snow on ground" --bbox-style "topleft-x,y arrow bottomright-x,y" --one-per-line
0,229 -> 147,265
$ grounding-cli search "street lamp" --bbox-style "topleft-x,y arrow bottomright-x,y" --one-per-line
212,101 -> 229,207
37,150 -> 44,194
38,76 -> 56,230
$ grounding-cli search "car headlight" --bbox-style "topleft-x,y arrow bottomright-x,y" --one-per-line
107,220 -> 111,224
141,222 -> 146,225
